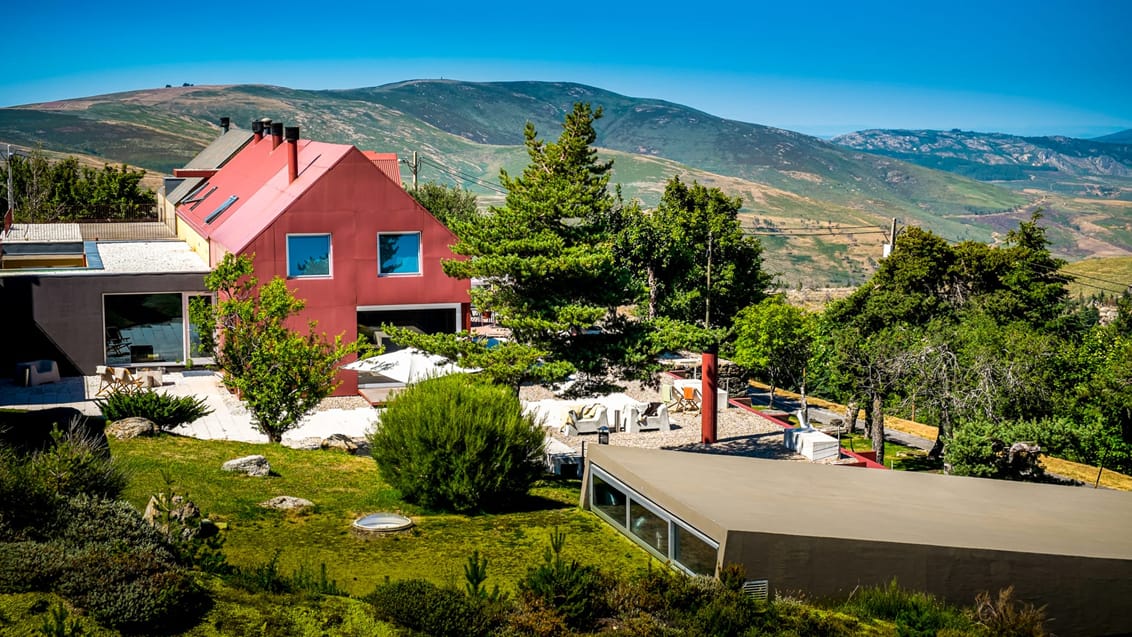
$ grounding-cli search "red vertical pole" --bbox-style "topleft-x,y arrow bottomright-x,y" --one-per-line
701,349 -> 718,444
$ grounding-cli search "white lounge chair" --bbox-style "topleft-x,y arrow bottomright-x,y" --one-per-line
18,359 -> 60,386
562,404 -> 608,436
635,402 -> 671,432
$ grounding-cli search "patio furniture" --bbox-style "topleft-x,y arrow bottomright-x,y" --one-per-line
672,386 -> 700,413
563,404 -> 608,436
112,367 -> 145,393
16,359 -> 60,386
632,402 -> 671,432
136,367 -> 164,388
130,344 -> 156,364
106,327 -> 131,357
95,365 -> 117,395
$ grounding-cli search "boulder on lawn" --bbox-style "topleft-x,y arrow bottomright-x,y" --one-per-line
260,496 -> 313,510
320,433 -> 359,454
221,454 -> 270,477
143,494 -> 201,525
106,417 -> 159,440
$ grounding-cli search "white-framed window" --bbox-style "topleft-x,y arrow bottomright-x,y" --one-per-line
378,232 -> 422,276
287,233 -> 332,278
588,464 -> 719,576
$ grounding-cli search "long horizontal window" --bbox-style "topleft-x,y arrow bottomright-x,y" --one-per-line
589,464 -> 718,576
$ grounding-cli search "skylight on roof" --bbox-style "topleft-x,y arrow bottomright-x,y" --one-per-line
189,186 -> 218,211
204,195 -> 239,224
180,181 -> 209,203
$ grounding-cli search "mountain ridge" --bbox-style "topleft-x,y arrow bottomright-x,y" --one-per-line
2,80 -> 1130,286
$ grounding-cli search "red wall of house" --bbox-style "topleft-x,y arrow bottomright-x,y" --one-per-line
240,149 -> 469,395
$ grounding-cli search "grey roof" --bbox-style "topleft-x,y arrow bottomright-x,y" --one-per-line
165,129 -> 254,205
586,445 -> 1132,560
183,129 -> 253,170
166,177 -> 205,206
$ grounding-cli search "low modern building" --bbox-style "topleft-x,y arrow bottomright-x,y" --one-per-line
0,225 -> 211,375
581,445 -> 1132,637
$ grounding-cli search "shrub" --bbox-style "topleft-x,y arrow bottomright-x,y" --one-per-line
365,578 -> 497,637
973,586 -> 1048,637
945,420 -> 1045,480
518,529 -> 609,632
96,389 -> 212,430
26,423 -> 128,502
368,374 -> 545,513
57,542 -> 209,633
0,541 -> 66,593
52,495 -> 174,561
839,579 -> 971,637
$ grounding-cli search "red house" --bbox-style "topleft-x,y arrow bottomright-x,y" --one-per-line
174,122 -> 470,396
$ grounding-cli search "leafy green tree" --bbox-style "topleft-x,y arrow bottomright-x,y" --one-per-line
189,254 -> 368,443
731,296 -> 814,409
443,103 -> 642,385
408,181 -> 479,235
0,150 -> 154,221
641,177 -> 770,329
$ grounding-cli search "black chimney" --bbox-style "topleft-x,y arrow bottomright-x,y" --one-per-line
220,116 -> 230,133
252,120 -> 263,141
271,122 -> 283,149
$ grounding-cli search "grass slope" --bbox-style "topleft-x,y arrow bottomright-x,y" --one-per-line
112,436 -> 651,597
1062,255 -> 1132,299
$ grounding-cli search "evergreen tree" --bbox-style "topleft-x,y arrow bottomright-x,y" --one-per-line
443,103 -> 642,384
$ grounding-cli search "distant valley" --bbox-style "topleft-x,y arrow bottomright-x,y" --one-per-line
2,81 -> 1131,287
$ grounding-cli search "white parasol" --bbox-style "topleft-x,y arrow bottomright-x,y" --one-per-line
343,347 -> 479,384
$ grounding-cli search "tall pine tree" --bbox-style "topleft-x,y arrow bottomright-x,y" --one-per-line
444,103 -> 642,383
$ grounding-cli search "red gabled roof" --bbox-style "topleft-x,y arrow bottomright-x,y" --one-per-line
362,151 -> 402,186
175,136 -> 354,255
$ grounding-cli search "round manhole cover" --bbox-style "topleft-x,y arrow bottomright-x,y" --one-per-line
353,512 -> 414,535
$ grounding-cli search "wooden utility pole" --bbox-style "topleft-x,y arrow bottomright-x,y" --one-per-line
410,151 -> 420,190
4,145 -> 13,234
704,229 -> 713,328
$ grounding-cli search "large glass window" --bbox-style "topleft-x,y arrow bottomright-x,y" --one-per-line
630,500 -> 669,554
589,466 -> 719,577
674,526 -> 718,576
104,293 -> 185,365
592,475 -> 627,528
187,295 -> 212,361
378,232 -> 421,276
287,234 -> 331,278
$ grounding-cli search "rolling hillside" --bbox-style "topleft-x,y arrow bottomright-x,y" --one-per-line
832,128 -> 1132,186
1095,129 -> 1132,144
3,81 -> 1129,286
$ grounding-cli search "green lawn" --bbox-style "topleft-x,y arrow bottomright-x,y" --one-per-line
111,436 -> 653,597
835,431 -> 939,472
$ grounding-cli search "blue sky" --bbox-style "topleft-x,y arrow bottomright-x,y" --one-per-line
2,0 -> 1129,138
